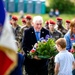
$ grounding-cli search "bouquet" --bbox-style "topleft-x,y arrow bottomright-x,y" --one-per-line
70,43 -> 75,56
27,35 -> 57,59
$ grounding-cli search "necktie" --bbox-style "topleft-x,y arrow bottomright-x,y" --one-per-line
35,32 -> 40,41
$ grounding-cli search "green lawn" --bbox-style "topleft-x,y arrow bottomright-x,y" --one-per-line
12,13 -> 75,26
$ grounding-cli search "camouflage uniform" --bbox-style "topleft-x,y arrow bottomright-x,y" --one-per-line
48,29 -> 63,75
57,26 -> 68,36
49,29 -> 63,40
12,25 -> 22,48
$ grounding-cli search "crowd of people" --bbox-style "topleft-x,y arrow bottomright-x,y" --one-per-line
9,14 -> 75,75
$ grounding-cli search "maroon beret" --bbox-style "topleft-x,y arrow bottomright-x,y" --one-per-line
25,15 -> 32,20
66,20 -> 70,23
22,18 -> 26,23
45,21 -> 49,25
49,19 -> 56,25
12,16 -> 18,21
57,17 -> 62,20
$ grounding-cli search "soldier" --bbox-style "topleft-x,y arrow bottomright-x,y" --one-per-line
22,18 -> 26,26
21,18 -> 26,35
44,20 -> 49,30
48,19 -> 63,75
11,15 -> 22,48
65,20 -> 70,30
55,17 -> 67,36
49,19 -> 63,41
25,14 -> 32,28
21,15 -> 32,37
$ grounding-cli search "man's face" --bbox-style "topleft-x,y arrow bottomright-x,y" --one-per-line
26,19 -> 32,25
12,19 -> 17,25
66,23 -> 70,29
49,24 -> 55,31
33,20 -> 42,32
57,20 -> 62,26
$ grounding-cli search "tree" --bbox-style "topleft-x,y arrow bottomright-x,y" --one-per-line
49,0 -> 75,13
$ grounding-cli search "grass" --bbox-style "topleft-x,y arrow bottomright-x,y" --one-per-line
12,13 -> 75,26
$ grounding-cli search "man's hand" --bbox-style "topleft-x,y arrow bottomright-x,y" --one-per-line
33,55 -> 41,60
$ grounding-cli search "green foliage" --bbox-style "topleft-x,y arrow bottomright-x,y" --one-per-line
27,38 -> 57,59
46,6 -> 50,13
49,0 -> 75,13
36,38 -> 57,59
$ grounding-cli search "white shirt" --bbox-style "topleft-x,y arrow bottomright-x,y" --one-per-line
55,50 -> 74,75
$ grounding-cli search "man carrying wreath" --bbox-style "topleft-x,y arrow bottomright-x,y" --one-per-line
22,16 -> 50,75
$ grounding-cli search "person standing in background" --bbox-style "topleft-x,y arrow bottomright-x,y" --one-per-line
65,20 -> 70,31
11,15 -> 22,45
48,19 -> 63,75
44,20 -> 49,30
55,17 -> 67,35
55,9 -> 60,17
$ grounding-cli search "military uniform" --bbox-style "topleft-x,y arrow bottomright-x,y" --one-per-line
49,29 -> 63,41
48,29 -> 63,75
48,19 -> 63,75
57,27 -> 68,36
56,17 -> 68,36
12,25 -> 22,49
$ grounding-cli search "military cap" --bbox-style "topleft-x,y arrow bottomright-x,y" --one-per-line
22,18 -> 26,23
49,19 -> 56,25
45,21 -> 49,25
12,16 -> 18,21
66,20 -> 70,23
57,17 -> 62,20
25,15 -> 32,20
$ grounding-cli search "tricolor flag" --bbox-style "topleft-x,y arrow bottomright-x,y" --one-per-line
0,0 -> 17,75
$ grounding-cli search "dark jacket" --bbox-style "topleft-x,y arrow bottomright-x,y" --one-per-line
22,27 -> 49,54
22,27 -> 49,75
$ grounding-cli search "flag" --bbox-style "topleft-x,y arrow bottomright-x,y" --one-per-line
0,0 -> 17,75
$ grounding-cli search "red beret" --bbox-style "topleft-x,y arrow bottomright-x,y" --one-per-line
22,18 -> 26,23
25,15 -> 32,20
66,20 -> 70,23
49,19 -> 56,25
45,21 -> 49,25
12,16 -> 18,21
57,17 -> 62,20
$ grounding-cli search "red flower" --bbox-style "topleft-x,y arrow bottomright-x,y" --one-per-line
70,49 -> 75,53
30,49 -> 36,53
